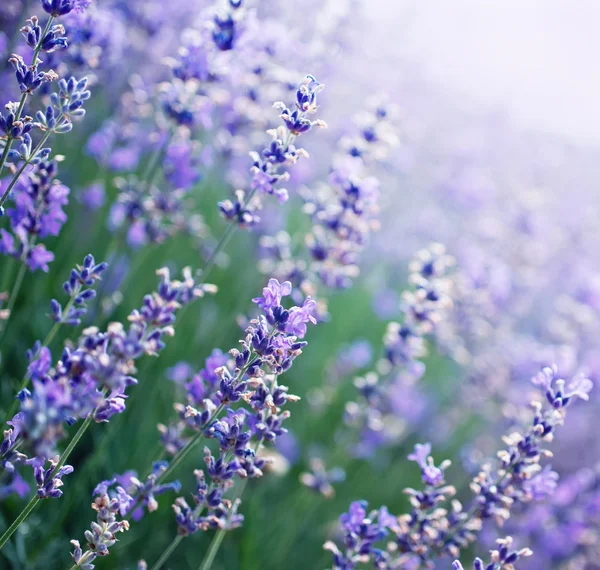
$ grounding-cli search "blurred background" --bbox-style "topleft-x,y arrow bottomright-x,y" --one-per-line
0,1 -> 599,569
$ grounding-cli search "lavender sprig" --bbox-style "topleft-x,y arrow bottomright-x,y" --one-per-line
70,492 -> 131,570
50,254 -> 108,326
344,244 -> 454,455
324,366 -> 592,568
0,0 -> 91,208
92,278 -> 317,570
2,255 -> 107,426
0,267 -> 216,550
218,75 -> 326,227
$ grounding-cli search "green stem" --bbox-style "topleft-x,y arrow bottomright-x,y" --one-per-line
195,185 -> 260,282
198,528 -> 227,570
0,257 -> 28,344
55,412 -> 95,473
149,535 -> 185,570
0,493 -> 39,550
0,130 -> 53,209
0,412 -> 95,551
197,477 -> 249,570
197,223 -> 237,280
0,143 -> 12,180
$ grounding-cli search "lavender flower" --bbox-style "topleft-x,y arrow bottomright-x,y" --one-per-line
29,455 -> 74,498
70,492 -> 130,570
300,457 -> 345,498
0,160 -> 68,272
344,244 -> 454,455
42,0 -> 90,17
257,100 -> 397,306
218,75 -> 326,226
1,268 -> 215,493
325,366 -> 591,568
112,278 -> 318,563
323,501 -> 395,570
94,462 -> 182,521
50,254 -> 108,326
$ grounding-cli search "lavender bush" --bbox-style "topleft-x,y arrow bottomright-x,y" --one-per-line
0,1 -> 597,569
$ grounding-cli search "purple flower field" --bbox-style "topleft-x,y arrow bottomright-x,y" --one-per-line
0,1 -> 598,569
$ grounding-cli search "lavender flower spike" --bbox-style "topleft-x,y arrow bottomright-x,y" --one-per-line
219,75 -> 326,226
70,491 -> 131,569
50,254 -> 108,326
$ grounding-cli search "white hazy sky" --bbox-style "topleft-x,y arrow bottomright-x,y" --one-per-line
368,0 -> 599,145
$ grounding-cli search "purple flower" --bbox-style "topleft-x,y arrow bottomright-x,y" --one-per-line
252,278 -> 292,310
408,442 -> 448,487
42,0 -> 91,17
325,501 -> 393,569
30,456 -> 74,499
285,297 -> 317,338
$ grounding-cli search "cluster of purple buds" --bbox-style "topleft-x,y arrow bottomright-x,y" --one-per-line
384,244 -> 454,365
1,0 -> 92,192
108,175 -> 205,248
50,254 -> 108,326
173,463 -> 245,535
300,457 -> 346,498
452,537 -> 532,570
155,279 -> 316,537
0,159 -> 68,271
42,0 -> 92,17
21,15 -> 67,54
219,75 -> 326,226
340,100 -> 399,162
94,461 -> 182,522
0,267 -> 215,494
70,491 -> 131,570
9,52 -> 59,94
212,0 -> 244,52
0,102 -> 34,141
343,244 -> 454,454
323,500 -> 395,570
392,443 -> 458,564
29,455 -> 74,498
396,367 -> 591,565
466,367 -> 592,527
161,3 -> 247,129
